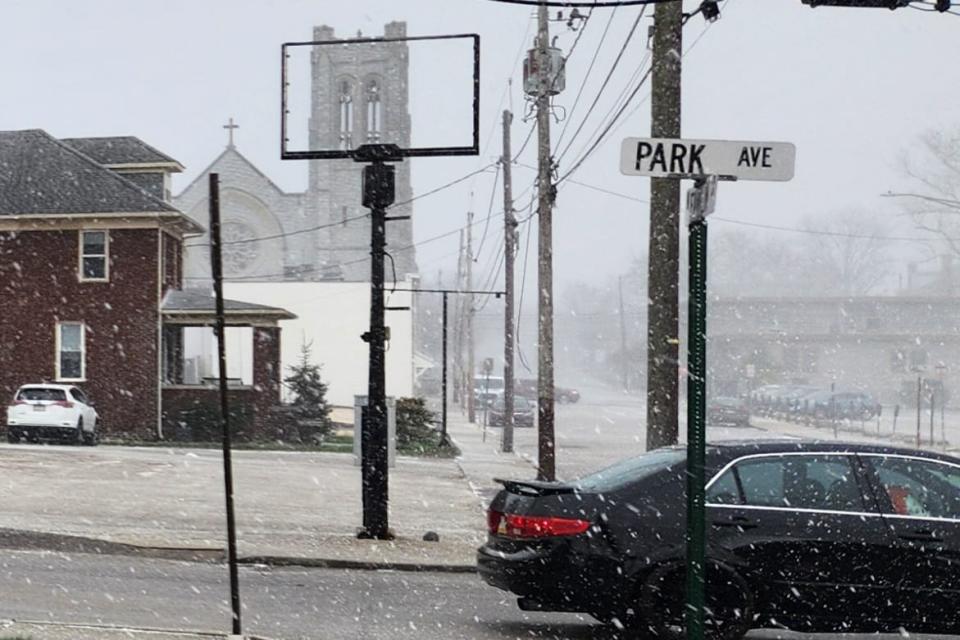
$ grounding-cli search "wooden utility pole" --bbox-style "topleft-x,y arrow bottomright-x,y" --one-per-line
646,1 -> 683,450
466,211 -> 476,424
535,2 -> 555,481
502,109 -> 516,453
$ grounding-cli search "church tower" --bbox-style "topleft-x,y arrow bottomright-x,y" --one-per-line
307,21 -> 417,281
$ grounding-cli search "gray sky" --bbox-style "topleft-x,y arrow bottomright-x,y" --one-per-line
2,0 -> 958,291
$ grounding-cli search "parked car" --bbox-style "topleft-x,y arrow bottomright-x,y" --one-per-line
556,386 -> 580,404
488,396 -> 536,428
473,375 -> 504,407
478,440 -> 960,637
6,384 -> 99,445
707,396 -> 750,426
804,390 -> 881,420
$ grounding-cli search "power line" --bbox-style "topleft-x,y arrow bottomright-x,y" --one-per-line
554,5 -> 619,154
487,0 -> 678,6
555,6 -> 647,163
712,216 -> 938,243
183,163 -> 497,249
474,163 -> 501,259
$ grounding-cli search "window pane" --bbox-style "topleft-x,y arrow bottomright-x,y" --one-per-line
573,449 -> 686,493
737,459 -> 786,507
83,257 -> 106,279
788,456 -> 863,512
61,352 -> 82,379
83,231 -> 106,255
60,324 -> 82,351
707,470 -> 741,505
18,388 -> 66,402
871,457 -> 960,519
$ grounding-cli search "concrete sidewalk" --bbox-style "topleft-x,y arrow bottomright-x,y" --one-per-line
749,415 -> 960,454
0,418 -> 533,571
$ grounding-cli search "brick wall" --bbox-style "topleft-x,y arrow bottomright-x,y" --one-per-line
0,228 -> 160,438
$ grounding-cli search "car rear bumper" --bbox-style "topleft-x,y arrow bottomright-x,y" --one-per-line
7,424 -> 79,441
477,542 -> 616,612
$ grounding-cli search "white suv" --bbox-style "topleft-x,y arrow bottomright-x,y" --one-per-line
7,384 -> 99,445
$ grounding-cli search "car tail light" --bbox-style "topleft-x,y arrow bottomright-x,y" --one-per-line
54,401 -> 74,408
487,509 -> 591,539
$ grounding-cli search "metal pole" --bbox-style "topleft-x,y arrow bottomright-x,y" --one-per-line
502,108 -> 516,454
208,173 -> 242,636
440,291 -> 449,446
618,275 -> 629,391
917,375 -> 923,448
646,0 -> 683,450
536,1 -> 556,482
685,215 -> 708,640
930,391 -> 936,447
361,161 -> 392,540
466,211 -> 476,425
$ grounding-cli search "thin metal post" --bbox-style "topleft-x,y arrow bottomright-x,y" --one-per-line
917,375 -> 923,448
930,392 -> 936,447
685,215 -> 708,640
208,173 -> 242,636
441,292 -> 449,446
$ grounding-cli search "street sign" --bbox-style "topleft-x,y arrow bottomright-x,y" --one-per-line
686,175 -> 718,221
620,137 -> 796,182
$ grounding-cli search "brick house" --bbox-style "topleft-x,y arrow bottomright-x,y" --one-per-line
0,129 -> 292,439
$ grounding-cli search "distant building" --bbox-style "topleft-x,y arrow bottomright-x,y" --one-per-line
174,21 -> 417,286
709,296 -> 960,404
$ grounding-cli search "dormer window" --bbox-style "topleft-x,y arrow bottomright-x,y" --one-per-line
79,230 -> 109,281
365,79 -> 382,142
338,80 -> 354,150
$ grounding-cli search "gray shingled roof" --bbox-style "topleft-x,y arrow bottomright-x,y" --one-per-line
162,289 -> 296,318
61,136 -> 182,168
0,129 -> 177,215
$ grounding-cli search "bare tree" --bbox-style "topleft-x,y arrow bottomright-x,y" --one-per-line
798,209 -> 893,296
891,128 -> 960,255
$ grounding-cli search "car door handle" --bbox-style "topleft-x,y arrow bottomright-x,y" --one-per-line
712,515 -> 758,529
899,529 -> 942,542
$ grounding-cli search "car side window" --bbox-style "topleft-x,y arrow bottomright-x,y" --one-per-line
867,456 -> 960,520
71,388 -> 88,404
706,469 -> 741,505
723,455 -> 865,512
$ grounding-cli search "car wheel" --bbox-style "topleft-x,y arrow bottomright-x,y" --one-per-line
7,429 -> 19,444
75,418 -> 84,446
638,562 -> 754,640
82,420 -> 98,446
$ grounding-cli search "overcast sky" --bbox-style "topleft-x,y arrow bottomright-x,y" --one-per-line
2,0 -> 958,292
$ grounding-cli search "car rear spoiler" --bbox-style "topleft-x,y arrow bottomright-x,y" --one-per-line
494,477 -> 576,496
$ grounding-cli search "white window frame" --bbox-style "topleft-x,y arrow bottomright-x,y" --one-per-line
79,230 -> 109,282
56,322 -> 86,382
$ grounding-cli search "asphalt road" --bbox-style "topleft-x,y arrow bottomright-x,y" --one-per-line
1,550 -> 954,640
504,383 -> 773,479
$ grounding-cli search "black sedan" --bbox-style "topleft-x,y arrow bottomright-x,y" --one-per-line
478,440 -> 960,638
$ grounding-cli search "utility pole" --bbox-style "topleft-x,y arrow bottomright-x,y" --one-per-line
453,230 -> 464,405
535,1 -> 556,482
618,275 -> 629,391
646,0 -> 683,450
466,211 -> 476,424
502,109 -> 517,453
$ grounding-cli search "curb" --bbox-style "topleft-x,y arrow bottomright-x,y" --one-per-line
2,618 -> 276,640
239,555 -> 477,573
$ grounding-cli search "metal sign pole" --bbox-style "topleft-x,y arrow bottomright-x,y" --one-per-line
441,291 -> 449,446
208,173 -> 242,636
685,185 -> 709,640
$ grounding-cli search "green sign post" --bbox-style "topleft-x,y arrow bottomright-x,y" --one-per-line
684,176 -> 713,640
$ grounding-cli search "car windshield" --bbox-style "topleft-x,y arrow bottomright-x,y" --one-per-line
17,388 -> 66,402
572,448 -> 686,493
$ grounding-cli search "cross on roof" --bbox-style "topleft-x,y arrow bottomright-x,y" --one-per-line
223,117 -> 239,148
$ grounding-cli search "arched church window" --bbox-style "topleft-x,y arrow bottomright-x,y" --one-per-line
338,79 -> 354,150
365,79 -> 382,143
